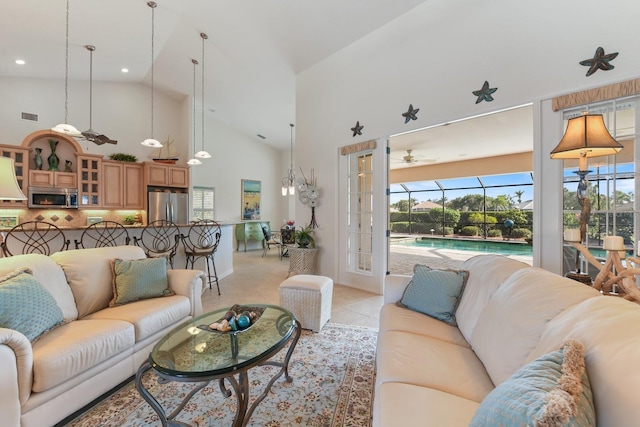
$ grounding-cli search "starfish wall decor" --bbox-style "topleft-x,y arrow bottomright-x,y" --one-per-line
579,47 -> 619,77
350,121 -> 364,137
401,104 -> 420,123
472,81 -> 497,104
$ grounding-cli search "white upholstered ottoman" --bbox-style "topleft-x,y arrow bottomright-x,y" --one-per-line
279,275 -> 333,332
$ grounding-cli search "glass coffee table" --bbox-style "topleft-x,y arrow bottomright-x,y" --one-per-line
135,304 -> 301,427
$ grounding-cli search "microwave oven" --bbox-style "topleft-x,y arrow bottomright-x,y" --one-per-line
28,187 -> 78,209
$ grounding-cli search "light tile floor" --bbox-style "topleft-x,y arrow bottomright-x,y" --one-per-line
202,246 -> 533,329
201,250 -> 384,328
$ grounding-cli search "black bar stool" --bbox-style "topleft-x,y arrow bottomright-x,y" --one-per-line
181,220 -> 221,294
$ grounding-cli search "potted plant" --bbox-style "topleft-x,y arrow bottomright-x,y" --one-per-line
122,214 -> 136,225
109,153 -> 138,162
295,226 -> 315,248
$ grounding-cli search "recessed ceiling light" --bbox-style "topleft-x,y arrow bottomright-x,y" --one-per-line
121,68 -> 129,73
15,59 -> 25,65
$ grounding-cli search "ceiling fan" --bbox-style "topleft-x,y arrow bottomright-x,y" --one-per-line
80,45 -> 117,145
402,149 -> 418,164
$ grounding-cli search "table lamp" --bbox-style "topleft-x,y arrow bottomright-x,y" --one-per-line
0,157 -> 26,200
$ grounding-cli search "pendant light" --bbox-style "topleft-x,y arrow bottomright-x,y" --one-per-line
195,32 -> 212,159
187,59 -> 201,166
81,45 -> 117,145
52,0 -> 81,136
281,123 -> 296,196
140,1 -> 162,148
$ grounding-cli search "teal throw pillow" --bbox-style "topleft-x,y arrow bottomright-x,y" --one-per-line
469,339 -> 595,427
109,257 -> 174,306
0,267 -> 64,342
397,264 -> 468,326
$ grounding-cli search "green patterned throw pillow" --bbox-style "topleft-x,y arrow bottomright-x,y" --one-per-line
469,340 -> 595,427
109,257 -> 173,306
397,264 -> 469,326
0,267 -> 64,342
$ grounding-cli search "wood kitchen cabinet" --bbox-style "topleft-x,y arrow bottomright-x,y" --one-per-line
77,154 -> 102,208
102,161 -> 143,209
29,170 -> 77,188
0,145 -> 28,208
144,163 -> 189,188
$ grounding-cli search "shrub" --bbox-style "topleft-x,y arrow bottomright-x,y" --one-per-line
434,226 -> 454,236
459,226 -> 479,236
487,229 -> 502,238
391,222 -> 409,233
510,228 -> 532,239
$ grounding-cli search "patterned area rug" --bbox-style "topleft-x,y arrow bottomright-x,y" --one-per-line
61,323 -> 377,427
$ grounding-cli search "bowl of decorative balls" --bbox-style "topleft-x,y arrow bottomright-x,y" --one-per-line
201,304 -> 265,333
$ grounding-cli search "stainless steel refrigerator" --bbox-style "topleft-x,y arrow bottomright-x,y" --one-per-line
147,187 -> 189,224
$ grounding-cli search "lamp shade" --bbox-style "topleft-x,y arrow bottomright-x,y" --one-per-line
550,114 -> 623,160
0,157 -> 27,200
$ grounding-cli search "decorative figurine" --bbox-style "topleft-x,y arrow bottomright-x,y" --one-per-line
47,139 -> 59,171
579,47 -> 619,77
34,147 -> 43,170
64,160 -> 73,172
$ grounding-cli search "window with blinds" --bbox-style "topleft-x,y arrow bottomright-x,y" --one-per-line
192,186 -> 215,221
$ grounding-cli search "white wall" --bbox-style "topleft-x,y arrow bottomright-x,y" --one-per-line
189,115 -> 284,224
0,76 -> 187,162
0,76 -> 286,231
296,0 -> 640,290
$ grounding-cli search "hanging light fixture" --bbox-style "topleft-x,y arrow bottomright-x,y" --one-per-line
195,32 -> 211,159
52,0 -> 81,137
282,123 -> 296,196
187,59 -> 201,166
141,1 -> 162,148
81,45 -> 117,145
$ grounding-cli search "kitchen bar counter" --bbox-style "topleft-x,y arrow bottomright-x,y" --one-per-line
0,223 -> 235,284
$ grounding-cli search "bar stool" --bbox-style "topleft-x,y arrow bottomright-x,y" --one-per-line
133,220 -> 181,268
181,219 -> 221,294
75,221 -> 130,249
1,221 -> 69,256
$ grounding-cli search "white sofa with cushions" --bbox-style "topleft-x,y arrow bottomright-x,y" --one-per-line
374,254 -> 640,426
0,245 -> 206,427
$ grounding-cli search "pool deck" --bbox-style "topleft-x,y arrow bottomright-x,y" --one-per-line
389,242 -> 533,275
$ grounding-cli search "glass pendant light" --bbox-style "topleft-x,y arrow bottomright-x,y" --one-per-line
52,0 -> 81,137
141,1 -> 162,148
195,32 -> 212,159
187,59 -> 201,166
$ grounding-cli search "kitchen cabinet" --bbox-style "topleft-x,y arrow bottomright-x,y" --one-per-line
235,221 -> 269,252
0,145 -> 28,208
102,161 -> 143,209
29,170 -> 77,188
77,154 -> 102,208
144,163 -> 189,188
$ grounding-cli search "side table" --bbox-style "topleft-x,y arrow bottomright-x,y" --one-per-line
287,247 -> 318,277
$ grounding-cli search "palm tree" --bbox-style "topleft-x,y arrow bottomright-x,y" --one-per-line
514,190 -> 525,204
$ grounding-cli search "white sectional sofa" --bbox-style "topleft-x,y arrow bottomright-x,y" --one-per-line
374,254 -> 640,426
0,245 -> 206,427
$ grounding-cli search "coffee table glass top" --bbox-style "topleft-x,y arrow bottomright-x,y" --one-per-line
150,304 -> 296,378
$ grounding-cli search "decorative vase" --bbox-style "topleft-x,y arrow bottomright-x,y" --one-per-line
47,139 -> 59,171
64,160 -> 73,172
34,148 -> 43,170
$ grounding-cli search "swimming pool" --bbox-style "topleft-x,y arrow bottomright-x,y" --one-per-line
392,237 -> 533,256
392,237 -> 624,259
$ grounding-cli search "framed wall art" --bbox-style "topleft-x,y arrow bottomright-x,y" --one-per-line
241,179 -> 261,220
0,215 -> 19,228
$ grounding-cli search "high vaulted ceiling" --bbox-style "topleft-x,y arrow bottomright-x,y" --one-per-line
1,0 -> 427,149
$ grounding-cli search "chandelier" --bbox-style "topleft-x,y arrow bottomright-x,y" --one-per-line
282,124 -> 295,196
